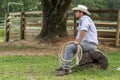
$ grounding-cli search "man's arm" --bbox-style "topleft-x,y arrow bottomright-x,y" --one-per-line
74,30 -> 87,44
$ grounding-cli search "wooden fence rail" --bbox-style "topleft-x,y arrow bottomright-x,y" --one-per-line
5,10 -> 120,46
91,10 -> 120,46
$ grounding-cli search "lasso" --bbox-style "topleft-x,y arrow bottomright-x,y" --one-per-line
58,41 -> 83,69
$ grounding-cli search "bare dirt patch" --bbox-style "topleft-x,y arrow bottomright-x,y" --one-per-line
0,40 -> 59,56
0,36 -> 73,56
0,37 -> 117,56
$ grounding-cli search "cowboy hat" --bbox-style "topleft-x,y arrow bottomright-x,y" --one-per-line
72,5 -> 91,15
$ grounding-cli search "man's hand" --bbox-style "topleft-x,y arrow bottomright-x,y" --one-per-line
74,39 -> 80,44
74,30 -> 87,45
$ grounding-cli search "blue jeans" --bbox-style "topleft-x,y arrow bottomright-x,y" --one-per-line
62,41 -> 97,69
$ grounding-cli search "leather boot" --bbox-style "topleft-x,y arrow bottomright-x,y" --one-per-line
56,67 -> 63,71
56,69 -> 71,76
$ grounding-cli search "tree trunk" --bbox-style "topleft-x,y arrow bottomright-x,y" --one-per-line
37,0 -> 71,42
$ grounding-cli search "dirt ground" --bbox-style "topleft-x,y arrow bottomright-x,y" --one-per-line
0,37 -> 117,56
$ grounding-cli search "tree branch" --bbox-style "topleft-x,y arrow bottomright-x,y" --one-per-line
61,0 -> 71,12
51,0 -> 58,7
41,0 -> 53,11
54,0 -> 71,13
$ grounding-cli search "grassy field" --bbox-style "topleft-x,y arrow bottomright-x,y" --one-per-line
0,29 -> 4,42
0,37 -> 4,42
0,50 -> 120,80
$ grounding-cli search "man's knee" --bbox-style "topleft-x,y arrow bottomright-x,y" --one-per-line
65,43 -> 77,51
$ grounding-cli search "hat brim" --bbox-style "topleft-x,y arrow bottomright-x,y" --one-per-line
72,7 -> 91,15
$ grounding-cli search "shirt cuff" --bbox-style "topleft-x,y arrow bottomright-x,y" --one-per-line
81,27 -> 88,31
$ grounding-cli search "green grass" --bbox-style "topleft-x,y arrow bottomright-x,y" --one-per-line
0,51 -> 120,80
0,37 -> 4,42
0,29 -> 4,37
0,29 -> 4,42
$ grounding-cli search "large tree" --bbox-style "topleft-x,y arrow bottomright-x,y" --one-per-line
37,0 -> 71,42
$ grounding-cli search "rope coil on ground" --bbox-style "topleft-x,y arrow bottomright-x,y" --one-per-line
58,41 -> 83,69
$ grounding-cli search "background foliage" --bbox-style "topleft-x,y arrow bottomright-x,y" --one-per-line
0,0 -> 120,17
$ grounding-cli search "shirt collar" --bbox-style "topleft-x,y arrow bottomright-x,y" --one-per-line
80,15 -> 88,20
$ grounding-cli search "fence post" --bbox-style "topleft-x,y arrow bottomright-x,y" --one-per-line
4,13 -> 7,42
73,12 -> 77,38
20,12 -> 25,40
5,13 -> 11,42
116,10 -> 120,46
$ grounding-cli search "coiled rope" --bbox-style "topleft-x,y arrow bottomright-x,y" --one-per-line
58,41 -> 83,69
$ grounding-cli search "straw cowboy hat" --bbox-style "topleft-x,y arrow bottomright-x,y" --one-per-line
72,5 -> 91,15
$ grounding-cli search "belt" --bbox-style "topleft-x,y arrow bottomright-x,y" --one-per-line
89,42 -> 97,46
83,40 -> 98,46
